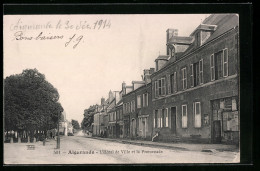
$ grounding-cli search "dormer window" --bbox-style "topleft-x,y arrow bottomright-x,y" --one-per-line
196,31 -> 201,46
171,46 -> 175,58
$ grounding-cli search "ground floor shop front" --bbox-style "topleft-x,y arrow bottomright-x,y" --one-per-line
152,77 -> 239,144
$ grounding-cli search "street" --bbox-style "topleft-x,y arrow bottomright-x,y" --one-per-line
4,131 -> 239,164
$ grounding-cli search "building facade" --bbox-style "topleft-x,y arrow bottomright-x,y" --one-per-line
135,83 -> 153,140
84,14 -> 239,145
151,14 -> 239,144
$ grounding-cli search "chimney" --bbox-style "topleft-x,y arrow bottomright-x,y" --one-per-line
150,68 -> 155,74
122,82 -> 126,95
101,97 -> 105,106
166,29 -> 178,55
143,69 -> 152,84
108,90 -> 114,103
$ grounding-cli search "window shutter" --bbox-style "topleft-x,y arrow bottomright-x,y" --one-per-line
193,102 -> 195,127
174,72 -> 177,92
190,64 -> 194,87
155,80 -> 158,98
153,110 -> 155,128
223,48 -> 228,77
210,54 -> 215,81
199,59 -> 203,84
166,108 -> 169,127
167,75 -> 171,94
160,109 -> 163,128
147,93 -> 149,106
162,78 -> 166,96
143,94 -> 145,107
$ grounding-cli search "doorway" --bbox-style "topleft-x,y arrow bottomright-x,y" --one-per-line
142,120 -> 146,137
213,120 -> 221,143
131,119 -> 136,137
171,107 -> 177,134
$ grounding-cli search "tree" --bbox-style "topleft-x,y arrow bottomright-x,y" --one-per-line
71,119 -> 80,129
4,68 -> 63,139
81,107 -> 95,132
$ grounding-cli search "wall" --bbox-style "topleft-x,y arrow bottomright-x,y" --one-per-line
135,84 -> 153,140
151,27 -> 239,143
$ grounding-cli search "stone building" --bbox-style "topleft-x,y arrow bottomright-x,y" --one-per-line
122,68 -> 154,139
151,14 -> 239,144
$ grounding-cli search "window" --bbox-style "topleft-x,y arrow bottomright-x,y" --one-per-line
196,32 -> 201,46
139,118 -> 142,131
162,109 -> 165,127
212,48 -> 229,80
128,102 -> 130,113
181,67 -> 187,90
162,109 -> 169,127
146,93 -> 148,106
167,75 -> 171,94
199,59 -> 203,84
215,51 -> 223,80
161,78 -> 166,95
137,95 -> 141,108
182,105 -> 188,128
131,100 -> 135,112
174,72 -> 177,92
166,108 -> 169,127
190,64 -> 194,87
210,54 -> 215,81
160,109 -> 162,128
155,78 -> 166,97
194,102 -> 201,128
155,80 -> 159,98
158,79 -> 162,95
193,62 -> 199,87
157,109 -> 162,128
154,110 -> 158,128
143,93 -> 148,107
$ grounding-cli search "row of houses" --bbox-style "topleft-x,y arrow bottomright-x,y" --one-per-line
88,14 -> 239,144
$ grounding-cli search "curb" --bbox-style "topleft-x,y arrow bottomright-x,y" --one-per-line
88,137 -> 189,151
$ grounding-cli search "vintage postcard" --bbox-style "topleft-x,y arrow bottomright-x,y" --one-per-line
3,13 -> 240,164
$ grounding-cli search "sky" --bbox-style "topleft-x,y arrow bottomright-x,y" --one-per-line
4,14 -> 210,123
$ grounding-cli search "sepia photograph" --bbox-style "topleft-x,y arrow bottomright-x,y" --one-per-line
3,13 -> 240,164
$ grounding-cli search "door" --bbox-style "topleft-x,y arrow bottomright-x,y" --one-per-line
132,119 -> 136,137
142,120 -> 146,138
171,107 -> 177,134
213,120 -> 221,143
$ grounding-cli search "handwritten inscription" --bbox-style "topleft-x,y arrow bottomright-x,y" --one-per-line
65,34 -> 84,49
10,19 -> 111,31
9,18 -> 111,49
13,31 -> 83,49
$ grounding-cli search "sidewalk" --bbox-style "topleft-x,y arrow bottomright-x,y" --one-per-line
89,136 -> 239,152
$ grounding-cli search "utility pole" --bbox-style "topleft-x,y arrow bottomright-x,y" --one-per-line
114,91 -> 120,138
56,111 -> 60,149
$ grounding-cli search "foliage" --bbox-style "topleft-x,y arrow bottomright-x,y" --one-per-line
81,107 -> 95,131
71,119 -> 80,129
4,68 -> 64,132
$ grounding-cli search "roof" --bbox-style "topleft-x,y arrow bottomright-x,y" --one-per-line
202,14 -> 238,43
155,55 -> 169,61
187,14 -> 237,55
164,14 -> 238,68
168,36 -> 193,45
132,81 -> 145,84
